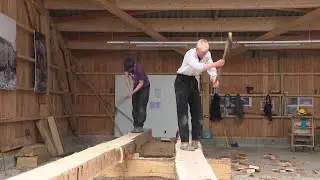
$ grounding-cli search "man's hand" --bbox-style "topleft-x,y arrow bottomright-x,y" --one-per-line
211,76 -> 220,88
212,80 -> 220,88
214,59 -> 225,67
125,91 -> 133,99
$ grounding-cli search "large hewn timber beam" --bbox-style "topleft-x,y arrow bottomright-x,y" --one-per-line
45,0 -> 320,10
90,0 -> 185,55
56,17 -> 320,33
7,129 -> 153,180
175,141 -> 217,180
67,40 -> 320,50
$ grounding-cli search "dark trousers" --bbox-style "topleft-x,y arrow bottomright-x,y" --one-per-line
132,85 -> 150,127
174,74 -> 201,142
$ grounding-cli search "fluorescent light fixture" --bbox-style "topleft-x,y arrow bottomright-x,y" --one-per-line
136,44 -> 188,47
106,40 -> 320,47
244,43 -> 302,47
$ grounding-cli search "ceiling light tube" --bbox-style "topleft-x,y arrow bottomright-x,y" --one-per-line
107,40 -> 320,44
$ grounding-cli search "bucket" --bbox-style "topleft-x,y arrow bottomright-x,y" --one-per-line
203,130 -> 212,139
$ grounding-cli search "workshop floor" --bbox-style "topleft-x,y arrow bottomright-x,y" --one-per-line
2,137 -> 320,180
203,145 -> 320,180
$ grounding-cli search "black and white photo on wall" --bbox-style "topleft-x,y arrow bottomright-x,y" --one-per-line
33,31 -> 47,93
0,12 -> 17,91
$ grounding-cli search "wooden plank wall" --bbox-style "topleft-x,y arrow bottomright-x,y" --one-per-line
0,0 -> 73,152
74,49 -> 320,138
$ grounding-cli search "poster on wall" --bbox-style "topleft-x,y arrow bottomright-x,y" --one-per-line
0,12 -> 17,91
33,31 -> 48,93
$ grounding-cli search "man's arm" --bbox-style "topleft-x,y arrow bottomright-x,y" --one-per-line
132,80 -> 144,94
132,65 -> 144,95
185,51 -> 224,72
124,71 -> 132,92
206,54 -> 218,82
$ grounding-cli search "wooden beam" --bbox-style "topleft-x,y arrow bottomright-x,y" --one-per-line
56,17 -> 320,33
53,10 -> 160,22
201,73 -> 210,131
229,8 -> 320,57
91,0 -> 185,55
67,40 -> 320,50
64,32 -> 320,42
45,0 -> 320,10
25,0 -> 37,30
100,158 -> 176,179
256,8 -> 320,41
175,141 -> 217,180
49,18 -> 79,135
275,8 -> 313,13
7,129 -> 153,180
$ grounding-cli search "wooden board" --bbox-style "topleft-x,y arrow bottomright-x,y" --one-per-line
47,116 -> 64,155
36,120 -> 58,157
139,141 -> 175,158
15,143 -> 47,157
175,141 -> 218,180
7,129 -> 152,180
16,154 -> 50,168
99,158 -> 176,179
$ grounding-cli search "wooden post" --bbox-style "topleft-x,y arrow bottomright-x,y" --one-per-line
202,73 -> 210,131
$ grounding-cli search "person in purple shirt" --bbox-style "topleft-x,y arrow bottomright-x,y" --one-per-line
124,58 -> 150,133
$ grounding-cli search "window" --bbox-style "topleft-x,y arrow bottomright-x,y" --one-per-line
286,97 -> 313,115
260,101 -> 275,112
219,96 -> 252,116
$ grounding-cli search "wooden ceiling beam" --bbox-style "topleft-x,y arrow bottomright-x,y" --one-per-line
256,8 -> 320,41
67,40 -> 320,50
56,17 -> 320,33
45,0 -> 320,10
53,10 -> 160,22
64,33 -> 320,42
230,8 -> 320,57
90,0 -> 185,55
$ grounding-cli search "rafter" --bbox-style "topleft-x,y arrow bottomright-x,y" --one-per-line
256,8 -> 320,41
91,0 -> 185,55
45,0 -> 320,10
56,17 -> 320,33
229,8 -> 320,57
53,10 -> 160,22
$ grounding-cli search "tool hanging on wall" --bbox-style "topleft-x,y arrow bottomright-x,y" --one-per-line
210,93 -> 222,121
222,94 -> 232,116
235,93 -> 244,120
263,94 -> 273,121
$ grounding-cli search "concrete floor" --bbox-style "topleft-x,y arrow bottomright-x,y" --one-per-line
202,145 -> 320,180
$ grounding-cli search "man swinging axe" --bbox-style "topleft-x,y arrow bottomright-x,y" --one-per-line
174,39 -> 226,151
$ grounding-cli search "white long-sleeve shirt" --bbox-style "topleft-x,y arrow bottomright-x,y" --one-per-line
177,48 -> 217,81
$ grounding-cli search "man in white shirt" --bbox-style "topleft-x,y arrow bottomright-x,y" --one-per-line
175,39 -> 225,151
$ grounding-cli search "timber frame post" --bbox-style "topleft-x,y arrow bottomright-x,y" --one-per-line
48,19 -> 78,135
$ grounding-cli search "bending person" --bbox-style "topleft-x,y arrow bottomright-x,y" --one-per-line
124,58 -> 150,133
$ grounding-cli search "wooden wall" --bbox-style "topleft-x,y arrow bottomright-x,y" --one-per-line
0,0 -> 74,152
74,49 -> 320,138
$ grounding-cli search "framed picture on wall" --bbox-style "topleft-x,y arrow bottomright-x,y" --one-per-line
33,31 -> 48,93
0,12 -> 17,91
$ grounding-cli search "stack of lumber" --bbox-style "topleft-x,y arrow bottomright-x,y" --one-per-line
15,144 -> 50,168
